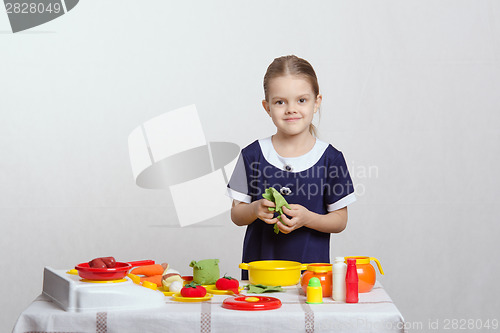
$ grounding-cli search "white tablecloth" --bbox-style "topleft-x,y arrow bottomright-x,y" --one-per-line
13,281 -> 406,333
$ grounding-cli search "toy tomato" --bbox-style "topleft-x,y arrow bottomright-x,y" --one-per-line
180,282 -> 207,297
216,275 -> 239,293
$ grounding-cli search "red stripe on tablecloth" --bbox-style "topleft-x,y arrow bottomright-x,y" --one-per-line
96,312 -> 107,333
201,301 -> 211,333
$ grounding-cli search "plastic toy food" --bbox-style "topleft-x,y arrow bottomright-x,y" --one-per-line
190,259 -> 220,285
88,257 -> 116,268
180,282 -> 207,297
215,275 -> 239,293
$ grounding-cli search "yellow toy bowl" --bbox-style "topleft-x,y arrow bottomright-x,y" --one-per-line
239,260 -> 308,286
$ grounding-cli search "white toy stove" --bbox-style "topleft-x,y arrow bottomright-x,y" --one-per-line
42,267 -> 165,312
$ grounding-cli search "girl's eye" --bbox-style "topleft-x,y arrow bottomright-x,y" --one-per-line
299,98 -> 306,103
275,100 -> 284,105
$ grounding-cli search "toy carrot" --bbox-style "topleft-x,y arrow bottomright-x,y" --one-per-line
140,275 -> 162,287
131,264 -> 164,276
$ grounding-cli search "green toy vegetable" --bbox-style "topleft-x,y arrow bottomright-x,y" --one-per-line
262,187 -> 291,234
190,259 -> 220,285
245,284 -> 284,293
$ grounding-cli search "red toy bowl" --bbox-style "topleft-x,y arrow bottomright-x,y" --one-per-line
75,260 -> 155,281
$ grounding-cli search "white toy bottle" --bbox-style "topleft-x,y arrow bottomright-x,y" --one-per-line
332,257 -> 347,301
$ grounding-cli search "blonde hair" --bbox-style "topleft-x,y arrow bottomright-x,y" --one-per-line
263,55 -> 320,137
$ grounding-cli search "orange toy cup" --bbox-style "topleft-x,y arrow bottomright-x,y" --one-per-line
344,256 -> 384,293
300,263 -> 332,297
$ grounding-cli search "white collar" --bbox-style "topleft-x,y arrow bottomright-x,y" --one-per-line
258,136 -> 329,173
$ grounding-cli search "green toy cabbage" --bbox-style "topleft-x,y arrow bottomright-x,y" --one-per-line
262,187 -> 291,234
189,259 -> 220,285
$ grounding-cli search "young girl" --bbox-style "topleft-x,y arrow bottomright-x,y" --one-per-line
227,55 -> 356,279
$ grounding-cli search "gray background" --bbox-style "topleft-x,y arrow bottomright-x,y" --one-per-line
1,0 -> 499,331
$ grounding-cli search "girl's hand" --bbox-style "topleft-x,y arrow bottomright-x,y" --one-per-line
252,199 -> 278,224
278,204 -> 315,234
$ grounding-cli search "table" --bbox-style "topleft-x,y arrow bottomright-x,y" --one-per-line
13,281 -> 406,333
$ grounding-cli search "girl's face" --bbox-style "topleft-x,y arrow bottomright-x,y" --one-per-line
262,74 -> 322,138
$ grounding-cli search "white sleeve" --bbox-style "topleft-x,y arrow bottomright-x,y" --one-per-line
225,188 -> 252,203
226,153 -> 251,203
326,192 -> 357,212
